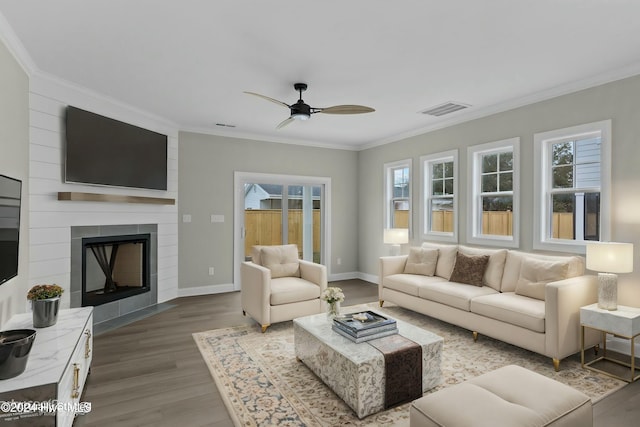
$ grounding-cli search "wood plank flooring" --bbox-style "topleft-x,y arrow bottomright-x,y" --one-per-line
74,279 -> 637,426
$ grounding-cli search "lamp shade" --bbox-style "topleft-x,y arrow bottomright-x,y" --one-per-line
586,242 -> 634,274
383,228 -> 409,245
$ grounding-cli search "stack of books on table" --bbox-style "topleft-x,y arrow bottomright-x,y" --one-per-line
332,311 -> 398,343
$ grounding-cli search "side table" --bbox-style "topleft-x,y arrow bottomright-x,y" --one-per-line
580,303 -> 640,382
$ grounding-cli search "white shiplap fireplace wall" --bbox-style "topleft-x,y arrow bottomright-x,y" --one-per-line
28,73 -> 179,315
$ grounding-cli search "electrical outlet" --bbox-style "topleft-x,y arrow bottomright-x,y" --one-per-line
182,214 -> 192,223
208,267 -> 215,276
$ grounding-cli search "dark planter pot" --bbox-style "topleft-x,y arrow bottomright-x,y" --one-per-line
32,297 -> 61,328
0,329 -> 36,379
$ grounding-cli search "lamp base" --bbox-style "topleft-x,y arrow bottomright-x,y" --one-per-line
597,272 -> 618,311
389,244 -> 401,256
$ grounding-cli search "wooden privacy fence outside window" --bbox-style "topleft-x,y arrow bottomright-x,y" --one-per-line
244,210 -> 321,257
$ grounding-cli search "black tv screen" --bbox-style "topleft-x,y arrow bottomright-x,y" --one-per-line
0,174 -> 21,285
65,106 -> 168,190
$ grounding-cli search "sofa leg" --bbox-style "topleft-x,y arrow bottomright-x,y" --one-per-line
594,344 -> 600,355
472,331 -> 478,342
553,358 -> 560,372
379,300 -> 384,307
242,310 -> 246,316
261,324 -> 270,333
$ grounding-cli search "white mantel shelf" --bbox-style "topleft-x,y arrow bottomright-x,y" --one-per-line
58,191 -> 175,205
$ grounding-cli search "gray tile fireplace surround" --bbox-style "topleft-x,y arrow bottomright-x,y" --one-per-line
70,224 -> 158,325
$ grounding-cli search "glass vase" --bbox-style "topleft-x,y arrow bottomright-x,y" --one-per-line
327,301 -> 341,319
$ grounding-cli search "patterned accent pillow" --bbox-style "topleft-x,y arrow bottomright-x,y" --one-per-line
515,258 -> 569,300
449,253 -> 490,287
404,248 -> 439,276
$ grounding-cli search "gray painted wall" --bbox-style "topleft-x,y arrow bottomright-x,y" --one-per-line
0,39 -> 29,327
178,133 -> 359,289
358,74 -> 640,306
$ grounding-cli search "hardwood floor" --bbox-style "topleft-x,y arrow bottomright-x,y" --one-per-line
75,279 -> 637,426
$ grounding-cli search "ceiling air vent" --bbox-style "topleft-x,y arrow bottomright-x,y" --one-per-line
420,102 -> 470,117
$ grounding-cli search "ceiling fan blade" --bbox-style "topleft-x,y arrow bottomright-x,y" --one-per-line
244,91 -> 290,108
317,105 -> 375,115
276,117 -> 294,129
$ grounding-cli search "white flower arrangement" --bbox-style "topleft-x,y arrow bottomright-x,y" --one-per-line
321,286 -> 345,304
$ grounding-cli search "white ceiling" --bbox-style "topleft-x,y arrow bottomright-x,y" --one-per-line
1,0 -> 640,150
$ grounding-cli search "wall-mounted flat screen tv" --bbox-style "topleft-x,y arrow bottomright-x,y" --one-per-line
0,174 -> 21,285
65,106 -> 168,190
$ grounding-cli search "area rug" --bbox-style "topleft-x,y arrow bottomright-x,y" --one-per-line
193,304 -> 625,427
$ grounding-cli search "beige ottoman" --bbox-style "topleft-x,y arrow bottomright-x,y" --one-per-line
410,365 -> 592,427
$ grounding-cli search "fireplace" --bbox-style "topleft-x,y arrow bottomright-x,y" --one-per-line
71,224 -> 158,324
82,234 -> 151,306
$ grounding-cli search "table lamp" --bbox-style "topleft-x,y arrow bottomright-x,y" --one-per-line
383,228 -> 409,256
586,242 -> 634,311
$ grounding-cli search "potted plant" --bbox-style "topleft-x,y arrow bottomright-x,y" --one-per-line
27,284 -> 64,328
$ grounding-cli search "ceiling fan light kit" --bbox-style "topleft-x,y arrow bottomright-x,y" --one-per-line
245,83 -> 375,129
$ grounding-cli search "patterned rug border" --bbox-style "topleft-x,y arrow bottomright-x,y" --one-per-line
193,303 -> 626,427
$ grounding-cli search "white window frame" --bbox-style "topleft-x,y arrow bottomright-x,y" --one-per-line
467,137 -> 520,248
384,159 -> 412,234
421,150 -> 458,242
533,120 -> 611,253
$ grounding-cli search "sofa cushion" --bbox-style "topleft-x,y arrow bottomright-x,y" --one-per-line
501,251 -> 585,292
418,281 -> 498,311
270,277 -> 320,305
421,242 -> 458,280
404,247 -> 439,276
384,273 -> 447,296
515,258 -> 569,300
260,244 -> 301,278
458,245 -> 508,291
471,292 -> 545,332
449,253 -> 490,287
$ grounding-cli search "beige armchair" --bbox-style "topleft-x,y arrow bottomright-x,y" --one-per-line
241,244 -> 328,332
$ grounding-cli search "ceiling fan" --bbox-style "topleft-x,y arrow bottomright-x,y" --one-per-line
244,83 -> 375,129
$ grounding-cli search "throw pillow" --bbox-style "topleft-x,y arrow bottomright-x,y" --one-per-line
260,244 -> 301,278
404,248 -> 439,276
515,258 -> 569,300
449,253 -> 490,287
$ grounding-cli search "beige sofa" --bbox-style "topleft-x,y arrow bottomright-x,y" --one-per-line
379,242 -> 599,370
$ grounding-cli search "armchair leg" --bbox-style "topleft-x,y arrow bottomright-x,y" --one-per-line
242,310 -> 246,316
553,358 -> 560,372
261,324 -> 270,333
379,300 -> 384,307
472,331 -> 478,342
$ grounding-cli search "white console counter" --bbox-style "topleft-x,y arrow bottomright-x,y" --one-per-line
0,307 -> 93,426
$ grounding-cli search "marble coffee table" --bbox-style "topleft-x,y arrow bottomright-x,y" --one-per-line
293,309 -> 443,418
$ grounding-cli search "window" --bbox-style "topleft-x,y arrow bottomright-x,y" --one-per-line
421,150 -> 458,242
468,138 -> 520,247
385,159 -> 411,231
534,120 -> 611,253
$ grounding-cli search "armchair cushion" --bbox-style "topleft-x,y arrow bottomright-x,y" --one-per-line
270,277 -> 321,305
260,244 -> 301,278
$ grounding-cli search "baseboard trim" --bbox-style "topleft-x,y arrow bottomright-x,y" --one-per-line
178,283 -> 235,297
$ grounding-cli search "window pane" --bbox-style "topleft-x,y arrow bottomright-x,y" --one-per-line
432,163 -> 443,179
499,172 -> 513,192
394,167 -> 409,198
575,162 -> 600,188
393,200 -> 409,228
444,178 -> 454,195
482,154 -> 497,173
432,180 -> 443,196
482,174 -> 497,192
551,194 -> 574,239
481,196 -> 513,236
499,152 -> 513,171
444,161 -> 454,178
430,199 -> 453,232
552,166 -> 573,188
584,192 -> 600,241
552,142 -> 573,166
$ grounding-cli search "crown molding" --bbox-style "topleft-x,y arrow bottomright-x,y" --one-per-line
0,10 -> 37,75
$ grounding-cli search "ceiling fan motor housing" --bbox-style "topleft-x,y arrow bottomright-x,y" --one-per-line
290,99 -> 311,119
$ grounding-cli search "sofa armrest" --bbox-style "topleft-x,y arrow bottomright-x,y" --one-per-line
299,260 -> 328,292
241,261 -> 272,325
545,274 -> 598,360
379,255 -> 408,298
